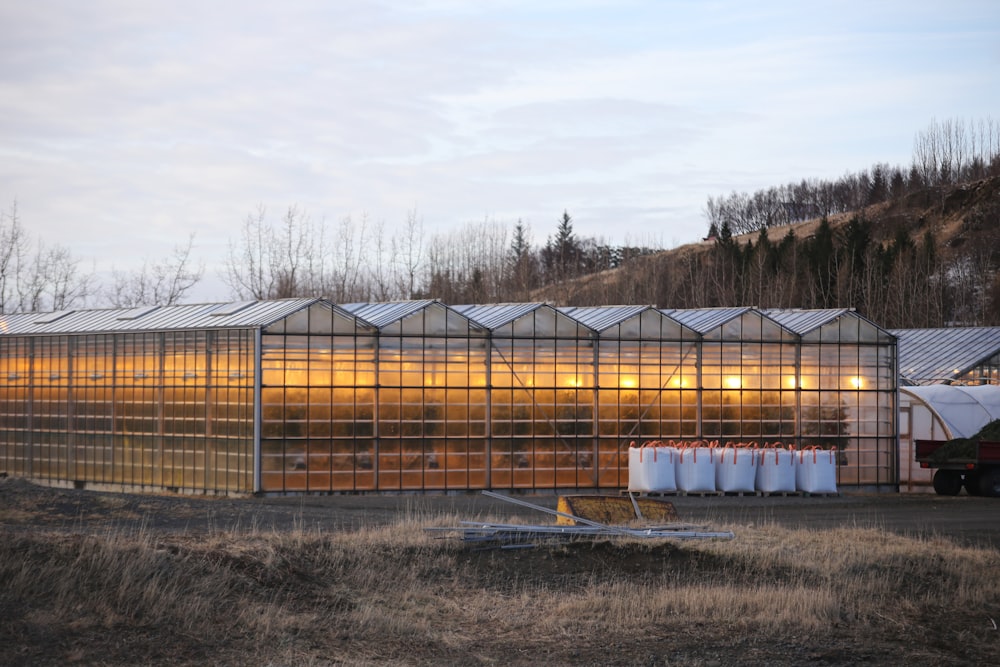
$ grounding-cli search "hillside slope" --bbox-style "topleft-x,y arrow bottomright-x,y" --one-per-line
532,176 -> 1000,327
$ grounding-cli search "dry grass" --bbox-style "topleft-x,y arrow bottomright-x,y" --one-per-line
3,511 -> 999,666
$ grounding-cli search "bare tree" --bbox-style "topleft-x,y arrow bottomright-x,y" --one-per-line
945,248 -> 995,326
397,208 -> 424,299
368,218 -> 398,302
36,244 -> 94,311
223,205 -> 323,300
330,213 -> 368,302
0,201 -> 93,313
224,205 -> 273,299
423,217 -> 511,303
0,201 -> 29,313
105,233 -> 204,307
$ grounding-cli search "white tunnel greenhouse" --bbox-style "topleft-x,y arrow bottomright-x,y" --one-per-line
899,384 -> 1000,492
0,299 -> 898,495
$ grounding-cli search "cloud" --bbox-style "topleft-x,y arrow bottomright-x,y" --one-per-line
1,1 -> 998,301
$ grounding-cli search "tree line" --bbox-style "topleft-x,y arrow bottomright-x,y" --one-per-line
0,198 -> 655,313
221,206 -> 659,305
559,176 -> 1000,328
705,117 -> 1000,237
0,201 -> 203,314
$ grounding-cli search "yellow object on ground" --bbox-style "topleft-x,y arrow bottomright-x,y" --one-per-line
556,495 -> 679,525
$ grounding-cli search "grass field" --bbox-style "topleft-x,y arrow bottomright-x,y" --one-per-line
2,480 -> 999,666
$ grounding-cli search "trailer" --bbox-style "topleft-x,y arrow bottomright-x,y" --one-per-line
915,438 -> 1000,496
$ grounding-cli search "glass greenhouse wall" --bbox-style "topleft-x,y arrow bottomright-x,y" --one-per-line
564,306 -> 699,488
954,351 -> 1000,386
0,329 -> 255,492
0,300 -> 898,494
459,304 -> 598,490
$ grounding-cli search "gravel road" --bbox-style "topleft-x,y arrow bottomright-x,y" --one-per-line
3,477 -> 998,549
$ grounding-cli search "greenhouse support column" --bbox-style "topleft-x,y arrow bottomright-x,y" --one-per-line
371,331 -> 380,490
484,336 -> 492,489
794,340 -> 802,451
590,335 -> 599,486
156,333 -> 166,488
694,338 -> 703,440
892,340 -> 900,490
111,335 -> 118,485
27,337 -> 35,478
66,338 -> 75,480
253,328 -> 262,493
204,331 -> 213,492
205,332 -> 213,439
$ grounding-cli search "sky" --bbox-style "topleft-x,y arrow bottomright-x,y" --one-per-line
2,0 -> 999,302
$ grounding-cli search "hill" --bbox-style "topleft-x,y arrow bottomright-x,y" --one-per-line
532,176 -> 1000,328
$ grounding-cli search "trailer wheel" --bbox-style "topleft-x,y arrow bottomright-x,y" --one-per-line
976,467 -> 1000,498
932,469 -> 963,496
964,471 -> 982,496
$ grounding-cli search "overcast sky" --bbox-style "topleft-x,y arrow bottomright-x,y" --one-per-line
2,1 -> 998,301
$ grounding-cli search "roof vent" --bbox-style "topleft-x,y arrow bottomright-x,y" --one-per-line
33,310 -> 73,325
117,305 -> 160,321
209,300 -> 255,317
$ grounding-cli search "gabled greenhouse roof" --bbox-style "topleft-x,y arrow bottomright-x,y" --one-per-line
454,302 -> 593,338
661,307 -> 799,342
763,308 -> 852,335
558,305 -> 650,332
559,305 -> 698,340
340,300 -> 439,328
262,300 -> 376,335
661,307 -> 755,334
342,300 -> 486,337
0,298 -> 325,336
453,303 -> 546,330
892,326 -> 1000,385
2,301 -> 898,348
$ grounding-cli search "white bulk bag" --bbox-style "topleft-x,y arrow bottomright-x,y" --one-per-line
795,448 -> 838,494
716,447 -> 757,493
676,447 -> 717,493
755,448 -> 796,493
627,445 -> 677,492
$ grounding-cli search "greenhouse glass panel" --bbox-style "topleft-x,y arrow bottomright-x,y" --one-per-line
206,330 -> 254,492
360,302 -> 487,491
813,313 -> 896,487
952,350 -> 1000,386
0,325 -> 256,494
0,338 -> 31,476
259,303 -> 378,493
1,301 -> 901,495
71,336 -> 115,483
583,304 -> 698,485
483,305 -> 597,489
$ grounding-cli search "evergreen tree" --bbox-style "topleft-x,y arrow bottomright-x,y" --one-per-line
507,219 -> 537,299
806,216 -> 838,307
510,219 -> 530,263
542,210 -> 583,280
841,215 -> 872,307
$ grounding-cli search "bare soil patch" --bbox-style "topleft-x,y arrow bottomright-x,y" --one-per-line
2,477 -> 998,666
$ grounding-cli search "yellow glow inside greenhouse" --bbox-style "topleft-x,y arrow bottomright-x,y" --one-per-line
0,300 -> 899,495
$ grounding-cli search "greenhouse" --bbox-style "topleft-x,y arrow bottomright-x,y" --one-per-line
892,326 -> 1000,386
898,384 -> 1000,492
0,300 -> 897,495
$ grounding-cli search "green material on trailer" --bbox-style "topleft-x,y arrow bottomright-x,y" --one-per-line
915,419 -> 1000,497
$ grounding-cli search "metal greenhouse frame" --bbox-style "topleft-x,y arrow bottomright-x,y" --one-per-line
0,300 -> 898,494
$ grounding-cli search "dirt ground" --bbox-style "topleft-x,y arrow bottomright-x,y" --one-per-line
2,477 -> 998,548
2,477 -> 999,666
